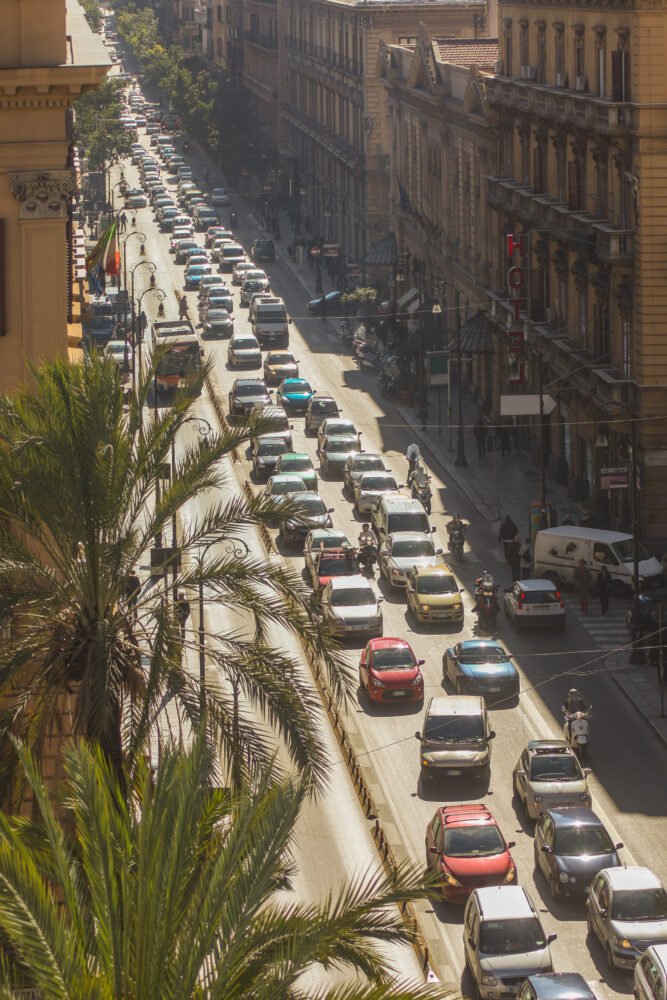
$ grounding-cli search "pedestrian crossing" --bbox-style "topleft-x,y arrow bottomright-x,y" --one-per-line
562,594 -> 631,652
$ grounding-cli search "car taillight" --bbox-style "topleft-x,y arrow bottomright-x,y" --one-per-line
518,592 -> 525,609
556,589 -> 564,607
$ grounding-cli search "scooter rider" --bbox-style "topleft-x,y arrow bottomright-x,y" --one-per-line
446,512 -> 465,540
562,687 -> 590,740
406,442 -> 421,476
473,570 -> 495,610
358,523 -> 378,573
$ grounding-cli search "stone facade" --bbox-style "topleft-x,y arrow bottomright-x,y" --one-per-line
0,0 -> 108,392
243,0 -> 284,150
281,0 -> 490,268
485,0 -> 667,537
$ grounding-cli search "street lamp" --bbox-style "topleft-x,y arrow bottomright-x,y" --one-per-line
131,261 -> 159,384
312,244 -> 323,295
170,416 -> 212,601
122,230 -> 147,334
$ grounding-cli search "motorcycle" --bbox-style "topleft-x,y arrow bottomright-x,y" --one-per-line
476,584 -> 499,633
447,524 -> 466,561
563,709 -> 592,759
230,211 -> 238,227
357,543 -> 377,577
409,472 -> 432,514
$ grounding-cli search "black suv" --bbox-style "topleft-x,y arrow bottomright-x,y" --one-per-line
252,239 -> 276,263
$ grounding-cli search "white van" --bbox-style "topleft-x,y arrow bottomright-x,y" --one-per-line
533,526 -> 662,594
252,297 -> 290,346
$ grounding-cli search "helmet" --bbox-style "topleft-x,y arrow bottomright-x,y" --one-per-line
568,688 -> 579,698
362,523 -> 369,530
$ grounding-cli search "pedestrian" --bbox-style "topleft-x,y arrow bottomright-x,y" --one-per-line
118,210 -> 127,233
124,571 -> 141,619
520,537 -> 532,579
507,536 -> 522,582
498,425 -> 510,457
498,514 -> 518,561
597,565 -> 612,615
139,310 -> 147,338
179,295 -> 189,319
473,418 -> 487,459
175,590 -> 191,640
131,214 -> 136,227
574,558 -> 592,613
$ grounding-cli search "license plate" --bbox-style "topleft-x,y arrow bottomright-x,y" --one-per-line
391,690 -> 407,697
446,769 -> 461,775
487,686 -> 501,692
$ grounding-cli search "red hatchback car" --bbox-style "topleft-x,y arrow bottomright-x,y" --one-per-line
425,804 -> 516,901
358,637 -> 424,704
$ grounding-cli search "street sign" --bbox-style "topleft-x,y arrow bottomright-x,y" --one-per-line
310,246 -> 321,257
426,351 -> 449,387
601,466 -> 629,490
500,393 -> 557,416
322,243 -> 339,257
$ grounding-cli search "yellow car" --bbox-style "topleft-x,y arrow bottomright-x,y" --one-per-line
406,565 -> 464,625
263,350 -> 299,386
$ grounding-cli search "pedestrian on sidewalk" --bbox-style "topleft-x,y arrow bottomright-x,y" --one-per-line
118,210 -> 128,233
179,295 -> 189,319
139,310 -> 147,339
574,559 -> 592,613
498,514 -> 518,561
473,418 -> 487,459
520,537 -> 532,579
175,590 -> 191,640
507,536 -> 522,582
597,565 -> 612,615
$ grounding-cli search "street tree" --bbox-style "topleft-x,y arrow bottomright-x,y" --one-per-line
75,77 -> 133,174
0,353 -> 350,806
0,738 -> 445,999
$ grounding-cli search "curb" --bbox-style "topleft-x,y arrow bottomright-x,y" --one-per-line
607,659 -> 667,752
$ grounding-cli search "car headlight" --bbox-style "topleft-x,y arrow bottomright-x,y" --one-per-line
613,936 -> 633,950
503,864 -> 517,884
533,794 -> 543,803
440,870 -> 461,887
410,674 -> 423,686
390,567 -> 401,576
370,677 -> 384,688
481,974 -> 498,987
419,603 -> 430,611
421,757 -> 430,767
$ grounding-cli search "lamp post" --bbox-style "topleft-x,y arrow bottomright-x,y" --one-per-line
122,230 -> 147,336
131,262 -> 158,385
312,244 -> 322,294
453,285 -> 467,467
170,416 -> 212,602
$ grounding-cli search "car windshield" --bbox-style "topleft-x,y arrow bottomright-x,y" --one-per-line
293,497 -> 326,515
444,826 -> 506,858
327,422 -> 355,435
387,514 -> 429,533
371,647 -> 416,671
529,754 -> 582,781
312,533 -> 347,549
479,918 -> 546,955
234,339 -> 258,350
459,646 -> 508,664
521,591 -> 560,604
352,456 -> 383,471
424,715 -> 485,742
611,888 -> 667,921
207,310 -> 230,321
331,587 -> 376,607
313,400 -> 338,413
271,480 -> 306,495
361,475 -> 397,491
268,354 -> 295,365
258,441 -> 286,456
416,574 -> 458,595
282,458 -> 312,472
236,384 -> 265,397
326,436 -> 356,449
553,825 -> 615,856
391,539 -> 433,558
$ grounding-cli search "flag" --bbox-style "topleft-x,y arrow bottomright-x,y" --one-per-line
85,221 -> 118,296
103,219 -> 120,277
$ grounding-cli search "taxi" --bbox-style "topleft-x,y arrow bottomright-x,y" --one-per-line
406,564 -> 464,624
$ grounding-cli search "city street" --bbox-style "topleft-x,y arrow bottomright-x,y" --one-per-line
113,120 -> 667,996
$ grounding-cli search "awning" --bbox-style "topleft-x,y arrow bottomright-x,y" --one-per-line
445,311 -> 494,354
364,231 -> 397,266
397,287 -> 419,309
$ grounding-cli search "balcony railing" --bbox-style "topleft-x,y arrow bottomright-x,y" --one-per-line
486,76 -> 632,133
284,35 -> 362,76
245,30 -> 277,50
593,223 -> 634,262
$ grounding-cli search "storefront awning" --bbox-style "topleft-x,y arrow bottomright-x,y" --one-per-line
397,287 -> 419,309
445,311 -> 494,354
364,231 -> 397,266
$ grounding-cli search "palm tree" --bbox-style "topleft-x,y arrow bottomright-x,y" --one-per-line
0,739 -> 446,1000
0,353 -> 349,804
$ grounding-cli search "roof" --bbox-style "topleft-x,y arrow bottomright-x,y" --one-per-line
527,974 -> 596,1000
434,37 -> 499,69
475,885 -> 533,919
428,695 -> 484,716
387,531 -> 429,542
460,639 -> 505,650
445,311 -> 493,355
546,807 -> 603,828
605,867 -> 662,891
364,231 -> 398,266
414,564 -> 455,576
440,804 -> 497,827
369,637 -> 411,649
518,579 -> 558,591
328,575 -> 372,589
378,498 -> 425,511
527,740 -> 570,752
538,526 -> 633,544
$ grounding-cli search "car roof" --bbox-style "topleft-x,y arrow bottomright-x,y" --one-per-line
546,807 -> 603,828
459,639 -> 507,653
308,528 -> 347,542
235,378 -> 265,386
517,579 -> 558,591
379,498 -> 425,512
526,740 -> 572,753
428,695 -> 485,716
412,564 -> 455,578
279,452 -> 310,461
645,945 -> 667,967
282,378 -> 308,385
439,804 -> 498,829
268,474 -> 305,484
328,575 -> 374,589
474,885 -> 533,920
526,974 -> 596,1000
604,866 -> 662,891
387,531 -> 430,542
538,526 -> 633,544
369,637 -> 411,650
266,351 -> 295,360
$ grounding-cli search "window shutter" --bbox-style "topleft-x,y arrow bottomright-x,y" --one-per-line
568,160 -> 578,210
611,50 -> 622,101
533,148 -> 543,193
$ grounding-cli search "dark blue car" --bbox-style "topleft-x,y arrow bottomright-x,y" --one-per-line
442,639 -> 519,704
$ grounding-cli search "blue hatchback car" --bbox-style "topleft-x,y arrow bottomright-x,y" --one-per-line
276,378 -> 315,413
442,639 -> 519,705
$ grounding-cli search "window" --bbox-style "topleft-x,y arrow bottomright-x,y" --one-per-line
596,39 -> 606,95
578,287 -> 588,349
536,23 -> 546,83
519,20 -> 529,67
574,26 -> 585,84
554,24 -> 565,80
593,301 -> 610,360
504,20 -> 513,77
612,48 -> 630,100
622,317 -> 632,378
568,158 -> 583,210
217,4 -> 222,22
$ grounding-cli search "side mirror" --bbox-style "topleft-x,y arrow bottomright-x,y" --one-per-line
436,548 -> 444,555
616,842 -> 624,850
289,424 -> 294,430
460,588 -> 465,593
429,846 -> 439,855
467,936 -> 476,951
377,597 -> 384,604
547,933 -> 558,945
414,731 -> 422,740
516,769 -> 526,778
430,526 -> 436,533
417,658 -> 425,666
584,767 -> 592,776
507,840 -> 516,849
327,508 -> 334,513
488,730 -> 496,739
542,845 -> 552,854
288,318 -> 293,323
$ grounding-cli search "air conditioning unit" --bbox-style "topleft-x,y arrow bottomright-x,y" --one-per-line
555,72 -> 566,88
575,75 -> 586,91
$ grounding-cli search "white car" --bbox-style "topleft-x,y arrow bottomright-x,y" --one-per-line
353,471 -> 402,515
512,740 -> 592,820
503,578 -> 565,631
319,575 -> 383,639
227,332 -> 261,368
211,187 -> 230,206
232,261 -> 256,285
588,868 -> 667,970
378,532 -> 443,588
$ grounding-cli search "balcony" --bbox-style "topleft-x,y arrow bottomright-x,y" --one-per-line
486,76 -> 632,134
281,106 -> 362,170
284,35 -> 362,77
245,30 -> 277,50
593,222 -> 634,262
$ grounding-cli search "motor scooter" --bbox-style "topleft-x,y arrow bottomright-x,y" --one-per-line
409,473 -> 432,514
447,524 -> 466,561
563,709 -> 592,759
476,585 -> 499,633
357,544 -> 377,577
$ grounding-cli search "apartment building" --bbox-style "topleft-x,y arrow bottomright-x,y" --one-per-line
211,0 -> 243,77
243,0 -> 283,147
281,0 -> 491,267
379,26 -> 500,399
0,0 -> 107,391
484,0 -> 667,536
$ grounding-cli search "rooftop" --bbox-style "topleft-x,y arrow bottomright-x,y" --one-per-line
606,866 -> 662,890
434,37 -> 499,69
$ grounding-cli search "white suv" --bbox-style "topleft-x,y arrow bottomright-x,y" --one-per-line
463,886 -> 556,999
319,575 -> 383,639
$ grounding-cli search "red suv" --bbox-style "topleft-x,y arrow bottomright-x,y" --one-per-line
425,804 -> 516,901
358,638 -> 424,704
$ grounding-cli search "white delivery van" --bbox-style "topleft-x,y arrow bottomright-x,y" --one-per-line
533,526 -> 662,594
252,297 -> 291,346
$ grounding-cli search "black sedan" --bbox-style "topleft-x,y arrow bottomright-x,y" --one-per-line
534,807 -> 622,898
307,290 -> 342,316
